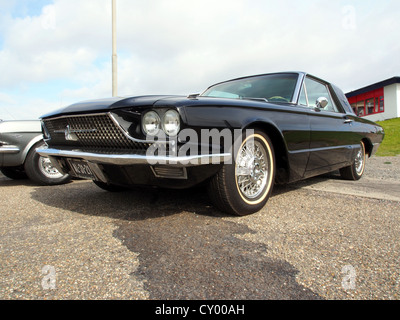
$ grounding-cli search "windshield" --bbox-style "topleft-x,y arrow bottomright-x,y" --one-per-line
201,73 -> 299,103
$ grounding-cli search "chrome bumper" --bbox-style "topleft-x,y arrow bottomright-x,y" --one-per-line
36,147 -> 232,167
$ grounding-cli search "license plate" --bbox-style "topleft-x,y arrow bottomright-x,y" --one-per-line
68,159 -> 96,180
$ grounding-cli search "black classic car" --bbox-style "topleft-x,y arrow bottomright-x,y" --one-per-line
37,72 -> 384,215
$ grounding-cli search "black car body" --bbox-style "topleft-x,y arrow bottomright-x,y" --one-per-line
38,72 -> 384,215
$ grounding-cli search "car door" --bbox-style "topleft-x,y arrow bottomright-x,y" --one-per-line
300,77 -> 355,175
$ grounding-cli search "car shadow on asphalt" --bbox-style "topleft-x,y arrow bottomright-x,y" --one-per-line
29,179 -> 323,300
0,176 -> 38,187
28,172 -> 342,221
0,176 -> 75,187
30,179 -> 226,220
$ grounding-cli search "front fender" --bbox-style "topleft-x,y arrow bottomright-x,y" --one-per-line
2,134 -> 43,167
22,135 -> 44,163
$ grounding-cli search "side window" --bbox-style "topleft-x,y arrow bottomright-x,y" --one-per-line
304,77 -> 339,112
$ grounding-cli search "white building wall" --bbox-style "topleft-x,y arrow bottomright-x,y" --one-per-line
364,83 -> 399,122
397,83 -> 400,118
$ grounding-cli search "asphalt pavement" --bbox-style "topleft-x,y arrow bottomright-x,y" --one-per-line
0,155 -> 399,300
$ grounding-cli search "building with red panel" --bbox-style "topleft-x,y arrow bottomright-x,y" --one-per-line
346,77 -> 400,121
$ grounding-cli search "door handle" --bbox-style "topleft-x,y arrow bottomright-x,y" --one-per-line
344,119 -> 353,124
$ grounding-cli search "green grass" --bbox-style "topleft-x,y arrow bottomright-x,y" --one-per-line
375,118 -> 400,156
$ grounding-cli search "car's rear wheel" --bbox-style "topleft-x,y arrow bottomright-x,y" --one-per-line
208,130 -> 276,216
340,141 -> 366,180
24,141 -> 71,185
0,166 -> 28,180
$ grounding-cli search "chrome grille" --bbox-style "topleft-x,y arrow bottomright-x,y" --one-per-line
44,113 -> 149,151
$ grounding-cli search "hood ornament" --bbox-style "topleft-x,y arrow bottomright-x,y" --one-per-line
65,125 -> 79,141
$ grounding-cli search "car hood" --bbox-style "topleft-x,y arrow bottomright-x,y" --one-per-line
41,95 -> 184,119
41,94 -> 294,119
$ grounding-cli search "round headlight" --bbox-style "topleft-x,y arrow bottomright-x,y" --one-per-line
142,111 -> 161,136
162,110 -> 180,136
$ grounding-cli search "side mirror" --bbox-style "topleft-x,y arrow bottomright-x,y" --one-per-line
316,97 -> 328,109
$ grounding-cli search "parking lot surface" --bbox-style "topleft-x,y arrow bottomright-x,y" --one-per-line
1,156 -> 399,300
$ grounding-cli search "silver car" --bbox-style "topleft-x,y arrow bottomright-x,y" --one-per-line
0,119 -> 70,185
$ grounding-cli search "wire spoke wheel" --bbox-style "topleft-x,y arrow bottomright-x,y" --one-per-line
354,148 -> 364,176
340,141 -> 366,181
235,140 -> 269,200
208,130 -> 275,216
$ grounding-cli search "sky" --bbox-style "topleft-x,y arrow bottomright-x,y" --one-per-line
0,0 -> 399,120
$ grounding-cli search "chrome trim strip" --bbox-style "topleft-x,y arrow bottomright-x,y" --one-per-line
0,145 -> 20,154
42,112 -> 110,121
291,73 -> 306,104
37,148 -> 232,167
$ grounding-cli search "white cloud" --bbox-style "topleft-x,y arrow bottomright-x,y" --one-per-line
0,91 -> 59,120
0,0 -> 400,119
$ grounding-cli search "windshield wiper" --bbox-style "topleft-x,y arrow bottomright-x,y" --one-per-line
241,97 -> 269,103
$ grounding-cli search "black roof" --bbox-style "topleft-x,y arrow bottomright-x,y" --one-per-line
346,76 -> 400,98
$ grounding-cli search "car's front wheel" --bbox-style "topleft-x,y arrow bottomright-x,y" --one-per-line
208,130 -> 276,216
340,141 -> 366,180
24,141 -> 71,185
